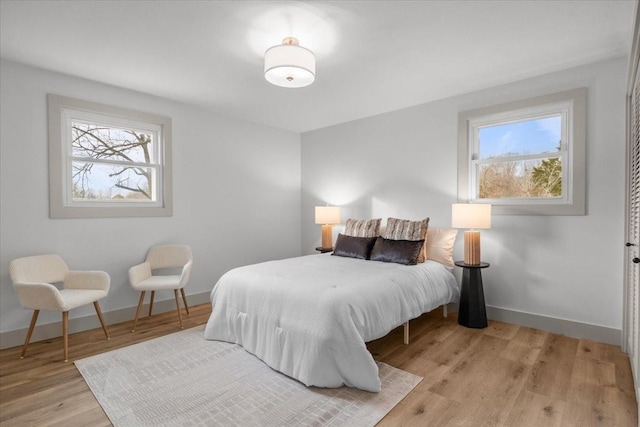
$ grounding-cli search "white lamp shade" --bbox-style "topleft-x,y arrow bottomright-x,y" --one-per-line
451,204 -> 491,229
315,206 -> 340,225
264,40 -> 315,88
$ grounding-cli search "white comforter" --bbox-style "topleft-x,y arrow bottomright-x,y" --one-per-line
203,254 -> 459,392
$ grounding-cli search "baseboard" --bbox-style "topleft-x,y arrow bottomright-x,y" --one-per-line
0,291 -> 211,350
486,305 -> 622,347
1,297 -> 621,350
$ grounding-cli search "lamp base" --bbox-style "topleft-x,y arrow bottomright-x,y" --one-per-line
463,230 -> 481,265
321,224 -> 333,249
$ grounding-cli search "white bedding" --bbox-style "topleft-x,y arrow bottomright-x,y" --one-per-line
203,254 -> 459,392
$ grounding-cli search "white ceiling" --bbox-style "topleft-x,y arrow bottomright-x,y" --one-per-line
0,1 -> 635,133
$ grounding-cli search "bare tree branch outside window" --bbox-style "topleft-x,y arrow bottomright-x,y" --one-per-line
71,122 -> 155,201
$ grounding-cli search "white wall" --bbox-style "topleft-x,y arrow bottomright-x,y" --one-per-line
1,56 -> 627,348
0,59 -> 301,346
301,57 -> 627,344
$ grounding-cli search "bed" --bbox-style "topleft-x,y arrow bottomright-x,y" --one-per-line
203,251 -> 459,392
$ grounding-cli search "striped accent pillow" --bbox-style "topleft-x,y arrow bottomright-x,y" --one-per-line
382,217 -> 430,263
344,218 -> 381,238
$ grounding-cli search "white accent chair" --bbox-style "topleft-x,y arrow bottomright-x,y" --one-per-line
129,245 -> 193,332
9,254 -> 110,362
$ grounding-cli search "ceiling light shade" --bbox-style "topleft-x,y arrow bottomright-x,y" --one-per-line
264,37 -> 315,88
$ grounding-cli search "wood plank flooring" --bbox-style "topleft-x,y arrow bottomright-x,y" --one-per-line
0,304 -> 636,426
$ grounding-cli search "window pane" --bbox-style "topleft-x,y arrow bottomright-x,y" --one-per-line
72,161 -> 154,201
71,121 -> 155,163
478,157 -> 562,199
478,115 -> 561,159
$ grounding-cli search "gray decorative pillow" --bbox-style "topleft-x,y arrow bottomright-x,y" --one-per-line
332,234 -> 378,260
344,218 -> 381,238
369,237 -> 425,265
382,217 -> 430,263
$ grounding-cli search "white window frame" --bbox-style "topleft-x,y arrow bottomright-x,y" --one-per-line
458,88 -> 586,215
48,94 -> 173,218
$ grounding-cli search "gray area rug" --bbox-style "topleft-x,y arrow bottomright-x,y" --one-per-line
75,325 -> 421,427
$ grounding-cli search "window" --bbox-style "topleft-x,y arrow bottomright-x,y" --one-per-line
48,95 -> 172,218
458,88 -> 586,215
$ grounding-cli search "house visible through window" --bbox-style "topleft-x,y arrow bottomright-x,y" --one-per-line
458,88 -> 586,215
49,95 -> 173,218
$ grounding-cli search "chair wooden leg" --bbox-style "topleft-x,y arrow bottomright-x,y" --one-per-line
132,291 -> 146,332
20,310 -> 39,359
180,288 -> 190,315
148,291 -> 155,318
174,289 -> 183,329
62,311 -> 69,362
93,301 -> 110,339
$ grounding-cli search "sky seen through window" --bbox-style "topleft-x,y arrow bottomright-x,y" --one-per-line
479,115 -> 561,159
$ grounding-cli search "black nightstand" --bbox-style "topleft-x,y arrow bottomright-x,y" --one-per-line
454,261 -> 489,329
315,247 -> 333,253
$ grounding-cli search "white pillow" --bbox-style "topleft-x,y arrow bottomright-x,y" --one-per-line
425,228 -> 458,267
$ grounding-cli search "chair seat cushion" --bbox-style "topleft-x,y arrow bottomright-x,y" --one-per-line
58,289 -> 108,311
133,275 -> 182,291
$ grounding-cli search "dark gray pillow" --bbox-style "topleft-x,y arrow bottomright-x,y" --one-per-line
369,237 -> 425,265
332,234 -> 378,260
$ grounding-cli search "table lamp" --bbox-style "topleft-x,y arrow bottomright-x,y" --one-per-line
451,203 -> 491,265
315,206 -> 341,250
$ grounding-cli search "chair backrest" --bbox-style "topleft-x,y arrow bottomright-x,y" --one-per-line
146,245 -> 192,270
9,254 -> 69,284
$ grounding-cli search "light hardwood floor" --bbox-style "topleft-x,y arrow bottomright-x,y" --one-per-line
0,304 -> 636,426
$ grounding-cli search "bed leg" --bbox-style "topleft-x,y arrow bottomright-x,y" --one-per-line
443,304 -> 448,318
403,321 -> 409,345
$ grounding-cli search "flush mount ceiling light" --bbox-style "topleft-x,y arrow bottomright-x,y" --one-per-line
264,37 -> 315,88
